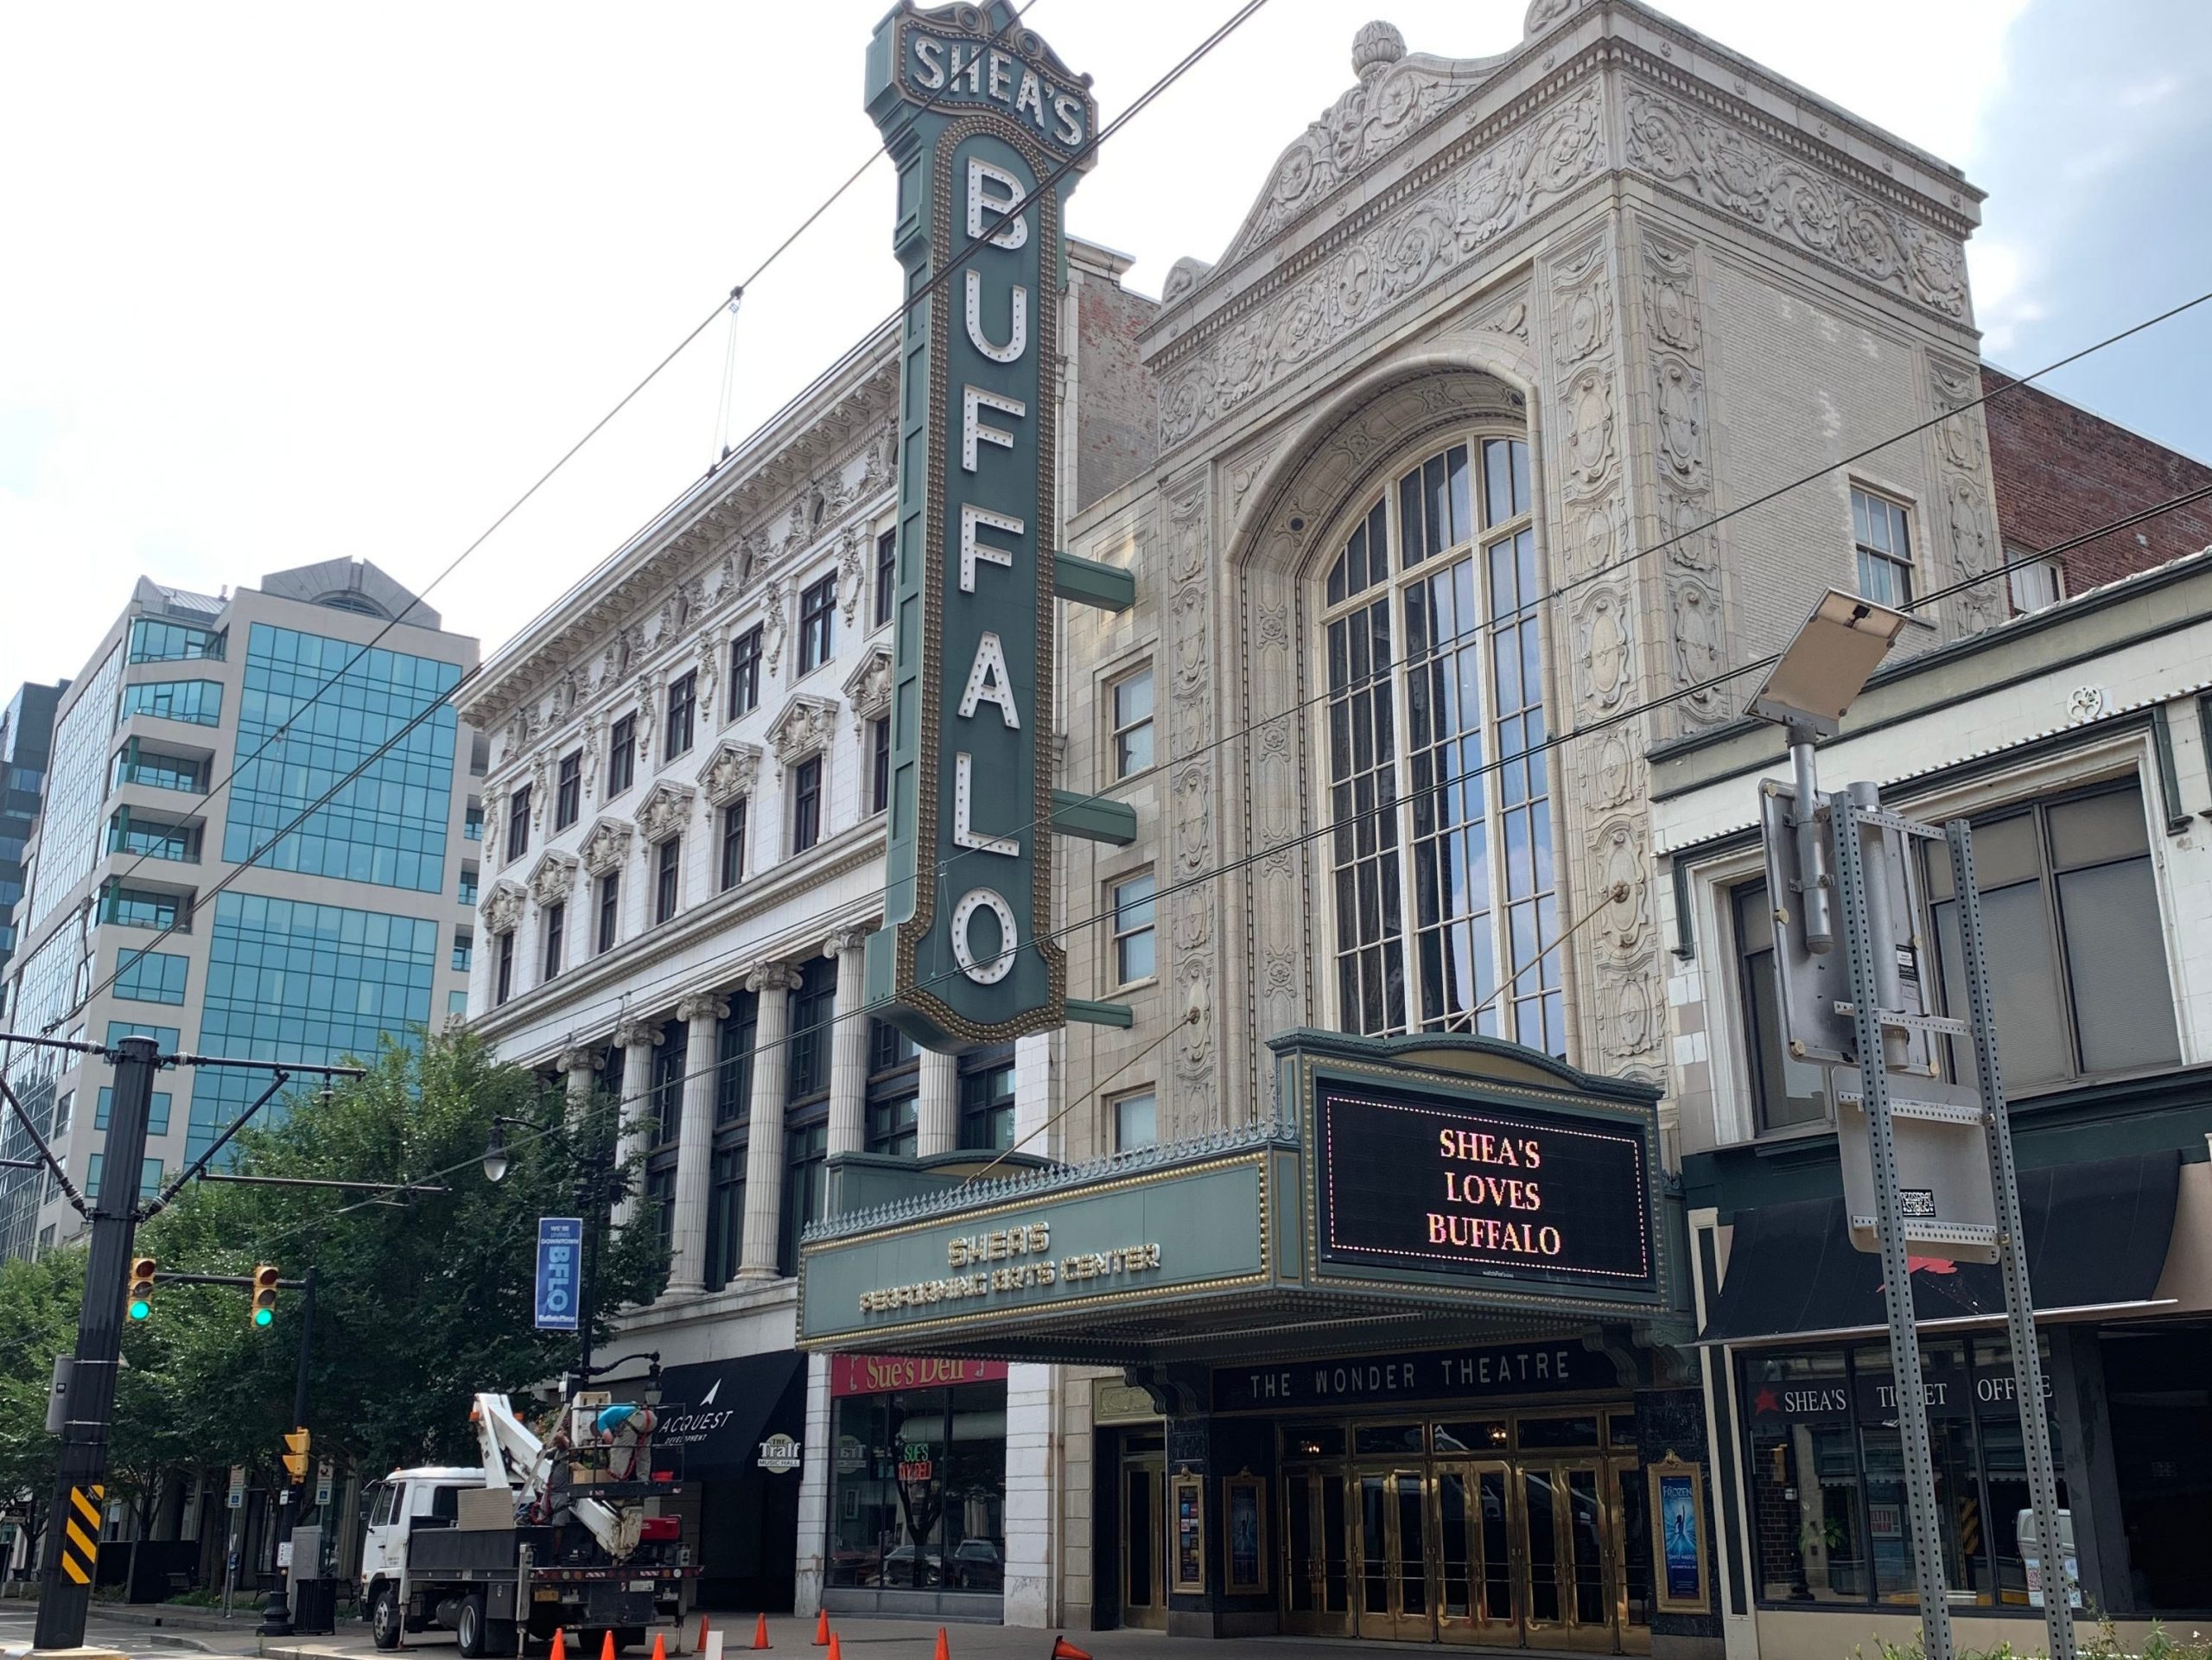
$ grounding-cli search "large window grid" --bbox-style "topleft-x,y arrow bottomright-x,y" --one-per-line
555,753 -> 581,830
608,714 -> 637,796
24,643 -> 123,938
106,810 -> 201,863
128,619 -> 226,665
122,679 -> 223,727
665,672 -> 697,761
867,1020 -> 919,1156
728,630 -> 763,720
798,576 -> 836,676
1851,487 -> 1914,608
958,1049 -> 1015,1152
1319,436 -> 1560,1050
111,742 -> 206,794
705,991 -> 757,1290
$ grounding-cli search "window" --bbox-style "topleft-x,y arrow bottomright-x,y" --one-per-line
869,718 -> 892,816
791,755 -> 823,853
596,872 -> 620,953
715,990 -> 759,1125
111,741 -> 206,793
495,931 -> 515,1005
1111,871 -> 1156,986
106,810 -> 200,862
114,947 -> 188,1006
868,1093 -> 918,1157
874,530 -> 897,628
121,678 -> 223,726
786,959 -> 838,1108
505,786 -> 531,863
541,902 -> 565,982
779,1121 -> 830,1275
798,574 -> 836,675
128,619 -> 224,664
607,714 -> 636,796
665,672 -> 697,760
1923,779 -> 2178,1090
2005,545 -> 2063,614
1112,1089 -> 1157,1151
2102,1324 -> 2212,1612
959,1055 -> 1015,1152
1321,436 -> 1561,1052
555,753 -> 581,829
448,989 -> 467,1018
86,1155 -> 163,1204
719,798 -> 748,891
705,1142 -> 747,1291
645,1164 -> 676,1275
1851,486 -> 1914,607
729,627 -> 763,718
458,867 -> 479,906
867,1019 -> 919,1157
654,836 -> 682,925
451,932 -> 473,973
96,1089 -> 173,1137
463,805 -> 484,841
650,1024 -> 690,1148
99,884 -> 189,932
1731,881 -> 1829,1132
1110,665 -> 1155,779
1742,1339 -> 2065,1609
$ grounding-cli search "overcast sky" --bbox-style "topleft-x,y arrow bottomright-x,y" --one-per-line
3,0 -> 2206,693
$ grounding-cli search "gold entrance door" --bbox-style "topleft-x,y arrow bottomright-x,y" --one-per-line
1354,1467 -> 1433,1641
1609,1454 -> 1653,1657
1120,1449 -> 1167,1631
1519,1460 -> 1618,1652
1281,1468 -> 1353,1636
1434,1462 -> 1519,1647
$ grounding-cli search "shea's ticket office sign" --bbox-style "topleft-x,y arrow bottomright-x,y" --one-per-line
865,2 -> 1098,1052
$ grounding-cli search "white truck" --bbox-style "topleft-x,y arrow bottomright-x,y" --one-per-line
359,1391 -> 690,1656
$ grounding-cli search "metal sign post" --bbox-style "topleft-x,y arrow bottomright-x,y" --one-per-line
1947,821 -> 2075,1660
1830,792 -> 1955,1660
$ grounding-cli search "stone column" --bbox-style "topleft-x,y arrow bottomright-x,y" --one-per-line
665,992 -> 728,1294
610,1017 -> 662,1229
738,962 -> 803,1279
557,1046 -> 598,1117
825,932 -> 870,1159
1003,1362 -> 1058,1626
918,1048 -> 958,1156
793,1353 -> 833,1618
1014,1029 -> 1054,1158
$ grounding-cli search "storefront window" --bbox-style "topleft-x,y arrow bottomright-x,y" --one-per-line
2102,1323 -> 2212,1612
1740,1339 -> 2063,1610
827,1371 -> 1007,1597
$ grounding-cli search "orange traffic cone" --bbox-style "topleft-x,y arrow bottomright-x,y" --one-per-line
812,1608 -> 831,1648
697,1616 -> 711,1654
932,1629 -> 950,1660
600,1633 -> 618,1660
752,1614 -> 771,1651
650,1634 -> 668,1660
1050,1640 -> 1092,1660
826,1637 -> 842,1660
550,1631 -> 567,1660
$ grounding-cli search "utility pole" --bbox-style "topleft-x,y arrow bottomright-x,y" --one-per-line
259,1265 -> 316,1638
33,1034 -> 156,1651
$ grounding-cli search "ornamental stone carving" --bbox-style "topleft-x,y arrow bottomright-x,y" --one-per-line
613,1016 -> 664,1052
699,741 -> 763,808
1572,587 -> 1634,711
675,991 -> 731,1027
746,960 -> 804,997
528,851 -> 579,909
480,881 -> 525,936
1623,89 -> 1968,319
766,695 -> 840,770
837,529 -> 864,625
841,644 -> 893,730
579,817 -> 635,878
1928,356 -> 2005,635
637,780 -> 696,845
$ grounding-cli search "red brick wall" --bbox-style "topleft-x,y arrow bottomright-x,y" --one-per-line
1981,366 -> 2212,598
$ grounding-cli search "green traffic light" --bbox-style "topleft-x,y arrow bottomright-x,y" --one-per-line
127,1299 -> 151,1320
253,1307 -> 274,1327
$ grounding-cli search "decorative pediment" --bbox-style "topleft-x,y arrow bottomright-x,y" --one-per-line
766,695 -> 840,770
700,740 -> 764,808
841,644 -> 893,730
1200,22 -> 1512,283
578,816 -> 634,877
637,779 -> 696,845
480,881 -> 525,935
528,851 -> 579,908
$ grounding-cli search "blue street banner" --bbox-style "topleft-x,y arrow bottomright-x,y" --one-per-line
535,1217 -> 583,1331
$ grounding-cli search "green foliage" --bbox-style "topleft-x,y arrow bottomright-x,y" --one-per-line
1852,1618 -> 2212,1660
100,1030 -> 669,1483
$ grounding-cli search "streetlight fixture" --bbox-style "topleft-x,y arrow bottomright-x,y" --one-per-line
480,1117 -> 514,1185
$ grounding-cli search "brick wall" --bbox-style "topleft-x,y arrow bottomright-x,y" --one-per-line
1982,366 -> 2212,596
1071,264 -> 1159,513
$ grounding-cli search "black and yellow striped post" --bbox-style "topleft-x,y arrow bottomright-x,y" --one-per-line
56,1485 -> 103,1588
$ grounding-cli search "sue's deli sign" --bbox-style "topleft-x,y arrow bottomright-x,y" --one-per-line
830,1355 -> 1011,1397
864,3 -> 1097,1051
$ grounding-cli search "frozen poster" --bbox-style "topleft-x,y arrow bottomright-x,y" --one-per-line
1660,1472 -> 1701,1603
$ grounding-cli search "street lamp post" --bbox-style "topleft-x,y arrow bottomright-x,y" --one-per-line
483,1108 -> 625,1390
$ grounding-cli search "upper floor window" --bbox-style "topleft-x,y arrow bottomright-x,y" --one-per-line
791,755 -> 823,853
595,871 -> 620,953
1320,436 -> 1560,1052
555,753 -> 582,830
121,679 -> 223,728
874,530 -> 897,629
463,805 -> 484,842
608,714 -> 637,797
505,785 -> 531,863
959,1054 -> 1015,1152
128,619 -> 225,665
867,1018 -> 918,1157
654,836 -> 682,925
1852,486 -> 1914,608
1110,870 -> 1156,987
494,931 -> 516,1006
1113,1088 -> 1157,1151
1923,779 -> 2177,1091
787,958 -> 838,1108
798,575 -> 836,676
729,627 -> 763,719
1731,880 -> 1829,1133
541,901 -> 565,983
1111,665 -> 1154,779
869,718 -> 892,816
720,798 -> 748,892
2005,545 -> 2063,614
666,672 -> 697,760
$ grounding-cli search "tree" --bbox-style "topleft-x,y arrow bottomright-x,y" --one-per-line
0,1248 -> 87,1571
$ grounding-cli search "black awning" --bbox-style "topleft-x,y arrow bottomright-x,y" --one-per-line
1699,1149 -> 2180,1344
618,1352 -> 806,1479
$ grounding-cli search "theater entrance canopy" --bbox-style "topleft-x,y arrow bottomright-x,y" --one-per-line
797,1030 -> 1687,1366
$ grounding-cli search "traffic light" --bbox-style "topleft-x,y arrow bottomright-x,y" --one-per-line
126,1256 -> 156,1321
249,1264 -> 280,1328
282,1428 -> 310,1483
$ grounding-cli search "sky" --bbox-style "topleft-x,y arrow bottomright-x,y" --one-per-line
3,0 -> 2207,694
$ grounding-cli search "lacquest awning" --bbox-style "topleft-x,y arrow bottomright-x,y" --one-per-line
1698,1149 -> 2180,1345
618,1353 -> 805,1479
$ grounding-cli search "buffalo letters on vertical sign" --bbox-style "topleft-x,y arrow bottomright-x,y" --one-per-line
864,4 -> 1096,1053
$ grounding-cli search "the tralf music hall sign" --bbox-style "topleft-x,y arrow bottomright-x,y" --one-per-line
797,1030 -> 1681,1366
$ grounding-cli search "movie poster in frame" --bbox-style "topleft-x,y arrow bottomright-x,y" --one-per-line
1649,1453 -> 1708,1613
1223,1472 -> 1267,1595
1171,1472 -> 1206,1594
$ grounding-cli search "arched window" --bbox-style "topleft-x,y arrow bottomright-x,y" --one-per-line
1319,433 -> 1563,1053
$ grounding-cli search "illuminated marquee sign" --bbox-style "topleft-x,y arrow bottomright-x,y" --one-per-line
1317,1081 -> 1654,1290
864,3 -> 1099,1052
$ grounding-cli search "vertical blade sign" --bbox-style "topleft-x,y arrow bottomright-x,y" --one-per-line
864,3 -> 1096,1053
